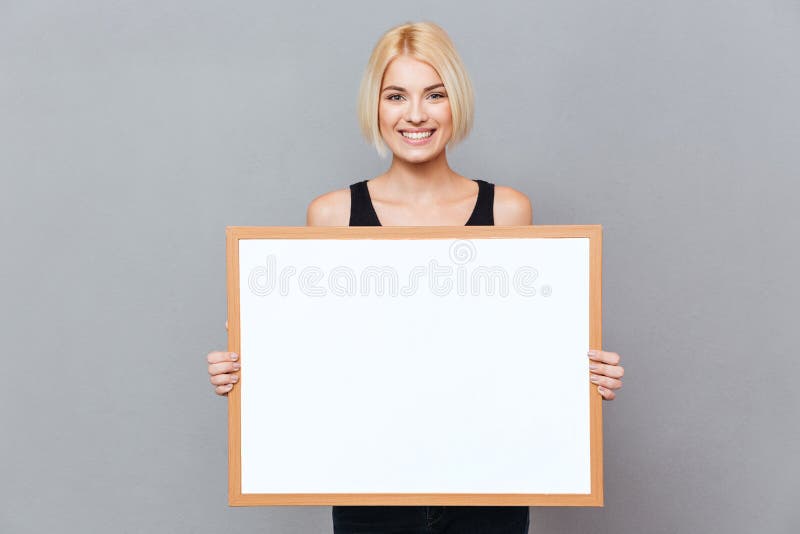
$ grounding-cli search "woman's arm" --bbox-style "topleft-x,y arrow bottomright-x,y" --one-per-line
306,188 -> 351,226
493,185 -> 533,225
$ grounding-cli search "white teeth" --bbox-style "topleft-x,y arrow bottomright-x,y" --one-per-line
402,130 -> 433,140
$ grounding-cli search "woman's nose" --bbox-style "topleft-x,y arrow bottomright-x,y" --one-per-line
405,98 -> 428,123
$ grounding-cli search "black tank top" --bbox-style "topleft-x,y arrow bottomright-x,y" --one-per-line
339,178 -> 525,527
348,179 -> 495,226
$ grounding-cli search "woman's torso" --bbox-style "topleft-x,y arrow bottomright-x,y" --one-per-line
349,178 -> 495,226
335,176 -> 530,533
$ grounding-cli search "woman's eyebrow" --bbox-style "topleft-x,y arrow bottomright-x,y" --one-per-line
381,83 -> 445,93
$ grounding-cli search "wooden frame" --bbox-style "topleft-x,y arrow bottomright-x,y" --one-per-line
226,225 -> 603,506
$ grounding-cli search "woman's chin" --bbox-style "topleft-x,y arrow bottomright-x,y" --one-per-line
389,146 -> 445,164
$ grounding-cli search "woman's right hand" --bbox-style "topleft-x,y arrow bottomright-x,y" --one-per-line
207,351 -> 239,396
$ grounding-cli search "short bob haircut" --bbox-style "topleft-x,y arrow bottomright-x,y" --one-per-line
357,21 -> 475,157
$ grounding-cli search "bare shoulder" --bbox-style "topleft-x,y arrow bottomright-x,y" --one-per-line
493,184 -> 533,225
306,187 -> 351,227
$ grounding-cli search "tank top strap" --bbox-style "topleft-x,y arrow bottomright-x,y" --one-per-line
465,179 -> 495,226
349,180 -> 382,227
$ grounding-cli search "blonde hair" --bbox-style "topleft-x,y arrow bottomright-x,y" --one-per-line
357,21 -> 475,157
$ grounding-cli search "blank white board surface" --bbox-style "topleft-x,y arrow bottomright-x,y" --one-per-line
234,232 -> 596,500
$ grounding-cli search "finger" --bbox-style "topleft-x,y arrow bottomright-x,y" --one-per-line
210,373 -> 239,386
215,383 -> 234,396
207,351 -> 239,365
588,350 -> 620,366
590,374 -> 622,390
209,361 -> 241,376
588,362 -> 624,379
597,385 -> 616,400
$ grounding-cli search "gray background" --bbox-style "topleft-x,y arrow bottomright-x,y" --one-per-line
2,1 -> 798,533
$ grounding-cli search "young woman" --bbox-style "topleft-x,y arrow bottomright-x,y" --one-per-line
206,21 -> 624,534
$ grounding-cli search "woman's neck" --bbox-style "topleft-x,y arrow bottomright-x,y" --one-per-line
380,150 -> 461,200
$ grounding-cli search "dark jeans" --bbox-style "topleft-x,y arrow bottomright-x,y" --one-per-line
332,506 -> 530,534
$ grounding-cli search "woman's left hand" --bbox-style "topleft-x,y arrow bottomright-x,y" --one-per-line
588,349 -> 624,400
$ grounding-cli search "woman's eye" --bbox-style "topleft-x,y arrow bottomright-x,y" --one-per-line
385,93 -> 445,101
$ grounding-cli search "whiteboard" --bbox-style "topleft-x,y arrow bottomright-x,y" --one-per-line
226,225 -> 603,506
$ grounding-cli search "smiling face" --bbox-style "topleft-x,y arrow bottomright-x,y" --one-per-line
378,55 -> 453,164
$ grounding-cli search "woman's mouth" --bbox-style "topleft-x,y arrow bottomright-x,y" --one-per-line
399,129 -> 436,145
